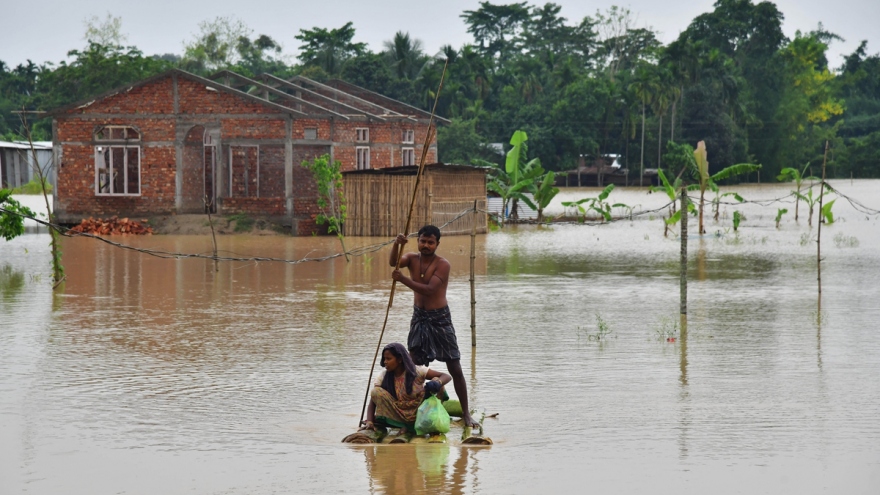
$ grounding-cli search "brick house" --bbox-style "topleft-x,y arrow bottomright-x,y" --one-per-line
49,68 -> 442,235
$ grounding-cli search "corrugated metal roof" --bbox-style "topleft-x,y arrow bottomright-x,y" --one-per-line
0,141 -> 52,150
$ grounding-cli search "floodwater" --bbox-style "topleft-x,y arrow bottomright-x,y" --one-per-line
2,181 -> 879,494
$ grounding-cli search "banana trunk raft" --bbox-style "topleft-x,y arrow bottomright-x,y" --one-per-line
343,400 -> 493,445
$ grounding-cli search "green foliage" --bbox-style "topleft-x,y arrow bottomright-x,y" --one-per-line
10,178 -> 52,195
301,154 -> 347,235
733,210 -> 742,231
295,22 -> 366,76
0,189 -> 36,241
820,199 -> 836,225
561,184 -> 627,222
775,208 -> 788,228
227,213 -> 254,232
479,129 -> 548,221
2,1 -> 879,180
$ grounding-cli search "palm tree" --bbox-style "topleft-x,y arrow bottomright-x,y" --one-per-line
383,31 -> 427,80
629,63 -> 657,186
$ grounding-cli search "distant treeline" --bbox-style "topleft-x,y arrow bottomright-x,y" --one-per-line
2,1 -> 879,179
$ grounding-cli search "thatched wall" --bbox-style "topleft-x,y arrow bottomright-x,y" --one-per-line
342,165 -> 487,237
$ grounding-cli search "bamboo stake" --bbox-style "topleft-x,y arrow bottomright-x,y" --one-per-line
680,188 -> 688,317
817,141 -> 828,294
470,200 -> 477,348
358,59 -> 449,428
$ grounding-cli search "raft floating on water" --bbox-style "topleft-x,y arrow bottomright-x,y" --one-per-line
342,400 -> 493,445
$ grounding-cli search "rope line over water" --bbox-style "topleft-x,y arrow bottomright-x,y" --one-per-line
2,184 -> 878,264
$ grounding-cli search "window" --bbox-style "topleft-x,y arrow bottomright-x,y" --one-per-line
402,148 -> 415,166
402,129 -> 414,144
94,126 -> 141,196
304,128 -> 317,140
356,128 -> 369,143
356,147 -> 370,170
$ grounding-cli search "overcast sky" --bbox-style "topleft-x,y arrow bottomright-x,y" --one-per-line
3,0 -> 878,70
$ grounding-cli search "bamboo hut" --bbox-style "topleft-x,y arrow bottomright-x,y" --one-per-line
343,164 -> 488,237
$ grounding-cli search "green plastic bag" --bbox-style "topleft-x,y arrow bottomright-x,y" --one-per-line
414,394 -> 451,435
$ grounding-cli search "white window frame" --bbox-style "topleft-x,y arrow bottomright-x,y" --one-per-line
356,146 -> 371,170
402,129 -> 414,144
95,145 -> 141,196
402,147 -> 415,167
94,125 -> 142,196
356,128 -> 369,143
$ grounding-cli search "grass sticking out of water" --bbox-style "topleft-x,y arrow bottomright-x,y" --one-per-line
799,233 -> 813,247
833,233 -> 859,248
655,317 -> 679,341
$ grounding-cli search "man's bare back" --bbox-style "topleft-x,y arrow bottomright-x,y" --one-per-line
389,232 -> 450,310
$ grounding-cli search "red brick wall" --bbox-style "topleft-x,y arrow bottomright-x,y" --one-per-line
259,145 -> 285,198
56,143 -> 177,220
178,78 -> 277,115
219,197 -> 285,216
68,78 -> 175,115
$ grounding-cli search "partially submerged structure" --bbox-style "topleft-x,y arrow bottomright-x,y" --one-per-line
49,69 -> 443,234
343,164 -> 488,237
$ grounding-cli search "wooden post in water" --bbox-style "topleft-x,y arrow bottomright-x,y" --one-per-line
470,200 -> 478,347
817,141 -> 829,294
680,188 -> 688,320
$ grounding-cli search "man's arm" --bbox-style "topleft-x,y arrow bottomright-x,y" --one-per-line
392,260 -> 449,296
389,233 -> 409,267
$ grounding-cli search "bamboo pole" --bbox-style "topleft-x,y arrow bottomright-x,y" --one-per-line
817,141 -> 828,294
358,59 -> 449,428
680,188 -> 688,317
470,200 -> 477,347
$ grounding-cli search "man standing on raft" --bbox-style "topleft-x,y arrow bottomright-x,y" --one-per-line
390,225 -> 480,428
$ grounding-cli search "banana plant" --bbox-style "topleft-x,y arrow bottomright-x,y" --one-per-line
694,140 -> 761,233
775,208 -> 788,229
561,184 -> 628,223
777,163 -> 820,222
650,168 -> 695,236
477,130 -> 544,221
520,171 -> 559,222
795,186 -> 833,227
820,199 -> 836,225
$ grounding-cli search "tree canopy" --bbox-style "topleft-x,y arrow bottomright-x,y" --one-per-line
3,3 -> 878,177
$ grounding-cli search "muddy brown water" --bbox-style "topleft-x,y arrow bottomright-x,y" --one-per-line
2,181 -> 879,494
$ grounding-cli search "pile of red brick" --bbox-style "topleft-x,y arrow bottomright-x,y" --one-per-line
69,217 -> 154,235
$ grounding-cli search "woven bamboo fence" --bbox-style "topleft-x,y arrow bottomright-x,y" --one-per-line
342,166 -> 487,237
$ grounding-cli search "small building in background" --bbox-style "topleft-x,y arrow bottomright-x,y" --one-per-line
343,164 -> 487,237
555,154 -> 658,187
0,141 -> 53,190
48,68 -> 442,234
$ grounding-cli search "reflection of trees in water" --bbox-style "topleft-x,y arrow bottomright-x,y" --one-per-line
362,445 -> 476,495
0,263 -> 25,302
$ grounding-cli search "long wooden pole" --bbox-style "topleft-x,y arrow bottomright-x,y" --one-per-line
470,200 -> 477,347
817,140 -> 828,294
358,59 -> 449,427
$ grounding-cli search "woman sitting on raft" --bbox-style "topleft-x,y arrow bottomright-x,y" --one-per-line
362,342 -> 452,433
